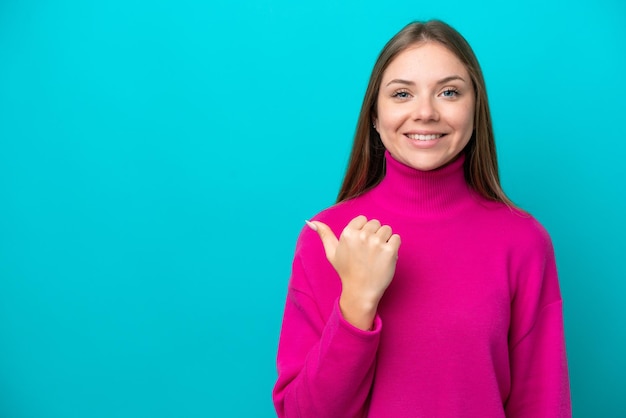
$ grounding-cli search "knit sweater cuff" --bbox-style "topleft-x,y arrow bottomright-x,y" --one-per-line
334,298 -> 383,337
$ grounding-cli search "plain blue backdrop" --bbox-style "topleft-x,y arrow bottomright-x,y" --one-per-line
1,0 -> 625,417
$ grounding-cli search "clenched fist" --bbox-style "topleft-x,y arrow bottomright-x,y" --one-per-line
307,215 -> 401,330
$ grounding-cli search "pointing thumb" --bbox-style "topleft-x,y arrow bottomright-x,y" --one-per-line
305,220 -> 338,262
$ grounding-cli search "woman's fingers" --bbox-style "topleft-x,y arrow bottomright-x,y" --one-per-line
307,216 -> 399,271
358,219 -> 396,247
361,218 -> 381,233
306,220 -> 339,261
346,215 -> 368,230
375,224 -> 393,242
387,234 -> 401,251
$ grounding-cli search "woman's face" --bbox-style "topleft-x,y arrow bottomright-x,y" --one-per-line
375,42 -> 475,171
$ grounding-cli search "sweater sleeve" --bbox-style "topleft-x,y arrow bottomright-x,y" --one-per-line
273,250 -> 382,418
505,223 -> 572,417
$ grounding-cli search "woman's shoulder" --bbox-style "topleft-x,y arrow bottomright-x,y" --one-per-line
477,198 -> 553,251
312,191 -> 378,227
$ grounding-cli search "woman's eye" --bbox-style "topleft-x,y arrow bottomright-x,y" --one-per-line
392,90 -> 411,99
441,89 -> 459,97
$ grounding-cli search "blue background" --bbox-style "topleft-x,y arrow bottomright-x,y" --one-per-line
1,0 -> 624,417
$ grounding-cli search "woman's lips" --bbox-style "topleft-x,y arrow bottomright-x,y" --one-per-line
405,133 -> 445,141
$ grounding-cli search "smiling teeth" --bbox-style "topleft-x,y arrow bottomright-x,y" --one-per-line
407,134 -> 443,141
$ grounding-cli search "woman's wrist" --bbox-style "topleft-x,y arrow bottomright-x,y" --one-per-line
339,293 -> 379,331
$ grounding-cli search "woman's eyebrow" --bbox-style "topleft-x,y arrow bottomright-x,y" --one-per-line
385,75 -> 467,87
436,75 -> 466,84
385,79 -> 415,87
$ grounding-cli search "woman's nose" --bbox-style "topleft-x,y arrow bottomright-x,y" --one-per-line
411,96 -> 439,121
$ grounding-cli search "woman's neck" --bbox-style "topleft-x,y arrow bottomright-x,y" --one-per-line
368,151 -> 472,217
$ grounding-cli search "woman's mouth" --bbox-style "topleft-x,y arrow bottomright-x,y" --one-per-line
406,133 -> 444,141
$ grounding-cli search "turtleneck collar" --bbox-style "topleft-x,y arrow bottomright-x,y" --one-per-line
369,150 -> 472,217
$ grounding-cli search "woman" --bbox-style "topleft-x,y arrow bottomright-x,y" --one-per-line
273,20 -> 571,417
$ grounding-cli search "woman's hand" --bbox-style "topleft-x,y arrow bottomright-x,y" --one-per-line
307,216 -> 401,330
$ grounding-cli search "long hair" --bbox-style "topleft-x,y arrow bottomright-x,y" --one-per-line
337,20 -> 513,207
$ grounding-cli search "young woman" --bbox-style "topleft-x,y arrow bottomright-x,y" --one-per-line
273,20 -> 571,417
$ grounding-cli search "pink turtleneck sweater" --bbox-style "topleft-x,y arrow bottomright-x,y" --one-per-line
273,152 -> 571,417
